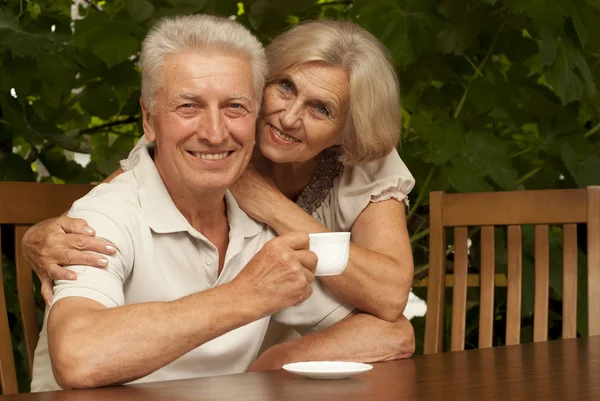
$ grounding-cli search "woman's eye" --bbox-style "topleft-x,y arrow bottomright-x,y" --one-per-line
315,105 -> 329,116
281,81 -> 292,91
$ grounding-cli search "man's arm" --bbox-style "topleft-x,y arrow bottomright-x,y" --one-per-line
49,284 -> 258,389
247,313 -> 415,372
48,231 -> 317,389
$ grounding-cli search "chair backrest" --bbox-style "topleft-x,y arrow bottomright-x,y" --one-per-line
0,181 -> 94,394
424,187 -> 600,354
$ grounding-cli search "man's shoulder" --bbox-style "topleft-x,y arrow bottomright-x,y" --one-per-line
70,170 -> 142,223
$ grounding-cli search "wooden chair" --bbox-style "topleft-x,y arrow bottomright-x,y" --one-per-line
423,187 -> 600,354
0,181 -> 94,394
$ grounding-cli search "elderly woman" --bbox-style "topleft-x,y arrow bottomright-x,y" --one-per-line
24,20 -> 415,357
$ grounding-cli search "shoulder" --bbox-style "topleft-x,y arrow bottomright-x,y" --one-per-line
339,149 -> 414,190
69,170 -> 141,233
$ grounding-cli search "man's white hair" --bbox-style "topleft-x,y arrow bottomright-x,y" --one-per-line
140,14 -> 267,114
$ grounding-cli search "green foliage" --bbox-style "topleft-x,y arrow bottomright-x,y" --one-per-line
0,0 -> 599,392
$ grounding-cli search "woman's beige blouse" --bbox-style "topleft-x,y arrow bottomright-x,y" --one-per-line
121,138 -> 415,232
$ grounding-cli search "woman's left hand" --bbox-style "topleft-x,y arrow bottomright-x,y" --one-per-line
230,164 -> 287,223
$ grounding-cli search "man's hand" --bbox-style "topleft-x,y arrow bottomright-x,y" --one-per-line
22,216 -> 117,304
233,231 -> 317,314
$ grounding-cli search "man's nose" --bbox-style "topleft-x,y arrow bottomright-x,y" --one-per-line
199,107 -> 228,145
280,101 -> 302,130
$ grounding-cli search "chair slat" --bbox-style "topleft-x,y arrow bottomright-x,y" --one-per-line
588,187 -> 600,337
479,226 -> 495,348
442,189 -> 587,227
534,225 -> 549,342
424,192 -> 446,355
15,225 -> 38,375
562,224 -> 578,339
0,232 -> 19,395
506,225 -> 522,345
451,227 -> 469,352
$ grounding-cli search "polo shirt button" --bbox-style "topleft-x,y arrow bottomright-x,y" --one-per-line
206,258 -> 214,265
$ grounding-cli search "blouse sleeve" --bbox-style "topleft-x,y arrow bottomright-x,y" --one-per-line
330,149 -> 415,231
119,136 -> 151,171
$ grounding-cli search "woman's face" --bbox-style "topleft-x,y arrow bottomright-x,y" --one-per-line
257,62 -> 350,164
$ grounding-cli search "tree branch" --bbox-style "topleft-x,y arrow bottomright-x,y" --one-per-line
79,116 -> 140,136
407,166 -> 435,222
584,121 -> 600,139
82,0 -> 101,12
454,24 -> 504,120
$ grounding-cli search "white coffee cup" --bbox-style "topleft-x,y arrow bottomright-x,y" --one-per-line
308,232 -> 351,276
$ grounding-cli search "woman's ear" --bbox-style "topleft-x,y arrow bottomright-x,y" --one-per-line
140,99 -> 156,142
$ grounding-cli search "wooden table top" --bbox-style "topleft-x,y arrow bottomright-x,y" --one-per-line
3,336 -> 599,401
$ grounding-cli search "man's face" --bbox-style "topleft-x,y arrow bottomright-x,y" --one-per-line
142,50 -> 257,196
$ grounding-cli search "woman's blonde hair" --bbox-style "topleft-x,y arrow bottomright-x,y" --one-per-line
140,14 -> 268,114
266,20 -> 401,165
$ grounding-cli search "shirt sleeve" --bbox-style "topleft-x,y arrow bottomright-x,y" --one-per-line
51,200 -> 135,310
271,279 -> 355,335
331,149 -> 415,231
119,136 -> 151,172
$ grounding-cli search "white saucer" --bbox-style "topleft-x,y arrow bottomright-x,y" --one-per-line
282,361 -> 373,380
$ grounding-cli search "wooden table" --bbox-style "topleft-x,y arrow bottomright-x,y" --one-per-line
3,336 -> 599,400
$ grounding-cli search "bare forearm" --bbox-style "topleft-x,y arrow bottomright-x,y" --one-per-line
320,246 -> 413,320
248,314 -> 415,372
50,283 -> 263,389
266,200 -> 412,320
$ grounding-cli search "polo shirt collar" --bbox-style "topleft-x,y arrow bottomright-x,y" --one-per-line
133,143 -> 263,238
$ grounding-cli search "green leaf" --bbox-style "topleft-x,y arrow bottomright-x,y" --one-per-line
0,8 -> 18,30
0,153 -> 36,181
126,0 -> 155,23
411,114 -> 466,165
447,157 -> 493,193
468,78 -> 495,114
587,0 -> 600,12
90,26 -> 141,68
27,2 -> 42,20
464,130 -> 519,190
546,52 -> 583,106
560,143 -> 600,187
540,28 -> 557,66
79,84 -> 122,120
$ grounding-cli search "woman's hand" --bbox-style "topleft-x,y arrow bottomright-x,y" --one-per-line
230,164 -> 287,224
22,216 -> 117,304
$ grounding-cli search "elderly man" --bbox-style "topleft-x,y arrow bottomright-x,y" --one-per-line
30,15 -> 412,392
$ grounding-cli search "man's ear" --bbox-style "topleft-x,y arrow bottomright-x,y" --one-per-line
140,99 -> 156,142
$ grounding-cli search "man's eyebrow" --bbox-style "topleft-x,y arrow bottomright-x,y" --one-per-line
227,94 -> 254,103
176,93 -> 253,104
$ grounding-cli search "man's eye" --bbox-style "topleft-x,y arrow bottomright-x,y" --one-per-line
229,103 -> 242,109
315,105 -> 329,116
180,103 -> 194,109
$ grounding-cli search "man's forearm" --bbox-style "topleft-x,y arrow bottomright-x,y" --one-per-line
247,313 -> 415,372
49,282 -> 265,389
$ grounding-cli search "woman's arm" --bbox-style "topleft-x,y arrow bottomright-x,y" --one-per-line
22,168 -> 123,304
248,313 -> 415,372
230,168 -> 414,322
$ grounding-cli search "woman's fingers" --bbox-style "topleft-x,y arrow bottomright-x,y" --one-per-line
66,233 -> 116,255
55,216 -> 96,236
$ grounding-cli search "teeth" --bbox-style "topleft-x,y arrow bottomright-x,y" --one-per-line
272,125 -> 299,142
191,152 -> 229,160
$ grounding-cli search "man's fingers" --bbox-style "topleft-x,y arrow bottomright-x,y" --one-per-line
295,249 -> 318,275
40,282 -> 54,306
66,234 -> 116,255
279,231 -> 310,251
55,216 -> 95,236
44,264 -> 77,281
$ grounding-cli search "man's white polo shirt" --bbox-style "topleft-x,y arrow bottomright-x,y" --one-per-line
31,145 -> 354,392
